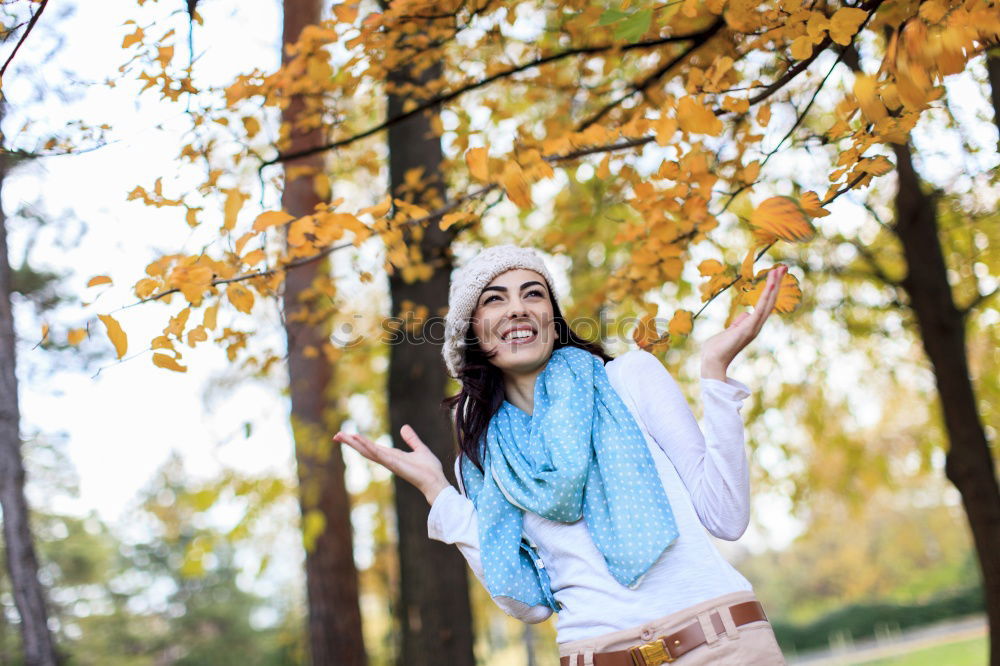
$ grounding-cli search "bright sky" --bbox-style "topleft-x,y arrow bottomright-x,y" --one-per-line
4,0 -> 994,594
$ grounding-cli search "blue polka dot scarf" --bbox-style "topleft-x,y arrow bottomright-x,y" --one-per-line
459,345 -> 679,612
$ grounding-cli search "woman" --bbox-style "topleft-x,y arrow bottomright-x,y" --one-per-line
335,244 -> 788,665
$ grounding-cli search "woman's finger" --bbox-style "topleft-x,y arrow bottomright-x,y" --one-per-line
400,424 -> 428,453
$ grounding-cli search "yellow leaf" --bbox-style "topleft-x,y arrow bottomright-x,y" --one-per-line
223,189 -> 248,231
829,7 -> 867,46
740,269 -> 802,313
313,173 -> 331,200
756,104 -> 772,127
203,303 -> 219,331
668,310 -> 693,337
87,275 -> 112,287
858,156 -> 894,175
654,115 -> 678,146
439,212 -> 471,231
500,161 -> 532,209
242,116 -> 261,138
135,278 -> 159,299
800,191 -> 831,217
465,147 -> 490,182
187,325 -> 208,347
333,5 -> 358,23
252,210 -> 295,232
122,27 -> 144,49
790,35 -> 813,60
242,249 -> 266,266
98,314 -> 128,359
750,196 -> 815,242
740,246 -> 757,279
676,96 -> 723,136
234,232 -> 255,255
359,196 -> 391,218
68,328 -> 87,346
40,323 -> 49,344
153,352 -> 188,373
698,259 -> 725,276
853,74 -> 887,122
227,283 -> 254,314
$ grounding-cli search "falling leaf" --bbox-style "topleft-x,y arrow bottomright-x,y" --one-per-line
500,161 -> 532,209
153,352 -> 188,372
668,310 -> 694,337
465,147 -> 490,182
750,196 -> 815,242
87,275 -> 112,287
68,328 -> 87,346
98,314 -> 128,359
853,74 -> 887,122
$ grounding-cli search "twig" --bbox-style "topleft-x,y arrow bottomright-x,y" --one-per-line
0,0 -> 50,80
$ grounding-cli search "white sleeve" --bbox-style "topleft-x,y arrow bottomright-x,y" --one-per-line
425,459 -> 553,624
623,349 -> 752,540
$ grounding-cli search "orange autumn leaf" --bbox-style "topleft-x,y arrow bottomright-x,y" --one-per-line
88,275 -> 113,287
858,156 -> 894,175
98,314 -> 128,359
153,352 -> 188,372
223,189 -> 248,231
67,327 -> 87,346
739,269 -> 802,313
465,147 -> 490,182
676,96 -> 723,136
697,259 -> 725,276
853,74 -> 887,123
750,196 -> 815,243
828,7 -> 868,46
227,283 -> 254,313
800,191 -> 831,218
500,161 -> 532,209
668,309 -> 693,337
252,210 -> 295,232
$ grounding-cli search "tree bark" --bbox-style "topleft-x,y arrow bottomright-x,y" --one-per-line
0,111 -> 59,665
281,3 -> 365,665
892,140 -> 1000,665
385,30 -> 476,666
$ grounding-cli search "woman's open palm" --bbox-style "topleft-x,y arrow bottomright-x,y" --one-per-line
701,264 -> 788,371
333,425 -> 448,501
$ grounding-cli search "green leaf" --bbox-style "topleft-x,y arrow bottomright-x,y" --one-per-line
599,9 -> 628,25
614,9 -> 652,42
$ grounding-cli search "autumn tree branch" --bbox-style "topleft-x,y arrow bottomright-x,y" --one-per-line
575,18 -> 726,131
0,0 -> 49,81
259,26 -> 731,169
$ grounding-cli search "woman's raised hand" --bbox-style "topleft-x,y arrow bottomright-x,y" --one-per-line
333,424 -> 451,505
700,264 -> 788,380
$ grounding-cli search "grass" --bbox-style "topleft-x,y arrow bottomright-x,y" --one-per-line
851,634 -> 986,665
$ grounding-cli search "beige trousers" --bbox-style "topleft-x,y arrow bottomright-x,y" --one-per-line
558,591 -> 786,665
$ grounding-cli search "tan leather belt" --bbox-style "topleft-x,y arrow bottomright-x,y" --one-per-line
559,600 -> 768,666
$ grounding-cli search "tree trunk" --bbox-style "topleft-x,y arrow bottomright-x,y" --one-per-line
385,33 -> 476,666
986,54 -> 1000,144
0,116 -> 59,665
281,3 -> 366,665
892,140 -> 1000,665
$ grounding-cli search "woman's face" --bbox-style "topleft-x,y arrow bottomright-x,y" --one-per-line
470,268 -> 556,375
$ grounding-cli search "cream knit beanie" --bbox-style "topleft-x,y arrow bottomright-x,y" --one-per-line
442,244 -> 559,379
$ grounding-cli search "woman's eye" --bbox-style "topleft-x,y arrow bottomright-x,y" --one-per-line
483,295 -> 499,304
527,289 -> 544,297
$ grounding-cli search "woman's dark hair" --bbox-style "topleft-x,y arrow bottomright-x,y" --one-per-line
440,293 -> 613,475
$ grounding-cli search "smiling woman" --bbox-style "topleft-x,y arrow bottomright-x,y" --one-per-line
335,244 -> 789,665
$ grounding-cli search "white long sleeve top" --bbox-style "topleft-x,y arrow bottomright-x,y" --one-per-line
427,348 -> 755,644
